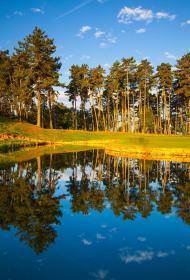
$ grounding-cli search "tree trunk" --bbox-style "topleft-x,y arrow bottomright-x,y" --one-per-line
143,81 -> 147,133
37,92 -> 41,127
48,91 -> 53,129
74,98 -> 77,130
37,156 -> 41,191
189,98 -> 190,135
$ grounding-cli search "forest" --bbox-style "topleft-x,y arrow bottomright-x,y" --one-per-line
0,27 -> 190,134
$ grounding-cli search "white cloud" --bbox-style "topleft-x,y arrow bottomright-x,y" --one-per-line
103,63 -> 110,69
109,227 -> 118,233
118,6 -> 153,24
14,11 -> 24,16
81,238 -> 92,245
97,0 -> 106,3
117,6 -> 176,24
96,30 -> 117,47
164,51 -> 177,60
62,54 -> 73,64
100,224 -> 107,228
137,236 -> 147,242
100,42 -> 107,48
156,12 -> 176,21
181,19 -> 190,26
120,247 -> 175,265
94,30 -> 105,38
157,251 -> 169,258
80,55 -> 91,60
96,233 -> 106,240
120,249 -> 154,264
90,269 -> 109,279
31,8 -> 45,14
77,25 -> 92,38
136,28 -> 146,33
106,33 -> 117,43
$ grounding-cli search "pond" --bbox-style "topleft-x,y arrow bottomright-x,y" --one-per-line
0,149 -> 190,280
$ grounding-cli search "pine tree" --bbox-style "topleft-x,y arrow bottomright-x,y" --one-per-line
0,51 -> 12,115
156,63 -> 172,134
175,53 -> 190,134
25,27 -> 61,127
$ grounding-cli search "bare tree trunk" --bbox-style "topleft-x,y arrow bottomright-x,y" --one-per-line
74,98 -> 77,130
37,92 -> 41,127
48,91 -> 53,129
127,92 -> 130,132
143,81 -> 147,133
37,156 -> 41,191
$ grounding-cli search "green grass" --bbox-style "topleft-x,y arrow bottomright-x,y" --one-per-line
0,117 -> 190,154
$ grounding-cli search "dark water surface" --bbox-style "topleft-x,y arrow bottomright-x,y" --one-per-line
0,150 -> 190,280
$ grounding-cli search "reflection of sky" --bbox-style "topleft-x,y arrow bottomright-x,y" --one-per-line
1,162 -> 190,280
1,197 -> 190,280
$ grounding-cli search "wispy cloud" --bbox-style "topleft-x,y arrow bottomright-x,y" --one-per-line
90,269 -> 109,279
106,32 -> 117,43
96,233 -> 106,240
56,0 -> 93,20
164,51 -> 177,60
100,224 -> 107,228
14,11 -> 24,17
181,19 -> 190,26
77,25 -> 92,38
80,55 -> 91,60
98,31 -> 117,48
137,236 -> 147,242
119,247 -> 175,265
156,12 -> 176,21
81,238 -> 92,245
117,6 -> 176,24
97,0 -> 107,3
103,63 -> 110,69
94,29 -> 105,38
120,249 -> 154,264
100,42 -> 107,48
31,8 -> 45,14
136,28 -> 146,34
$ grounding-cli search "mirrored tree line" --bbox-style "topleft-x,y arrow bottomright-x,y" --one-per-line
0,151 -> 190,254
0,27 -> 190,133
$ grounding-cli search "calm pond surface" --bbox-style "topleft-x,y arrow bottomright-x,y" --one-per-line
0,150 -> 190,280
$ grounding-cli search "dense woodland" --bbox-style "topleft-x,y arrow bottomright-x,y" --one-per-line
0,27 -> 190,134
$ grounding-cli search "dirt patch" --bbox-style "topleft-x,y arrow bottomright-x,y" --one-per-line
0,133 -> 31,141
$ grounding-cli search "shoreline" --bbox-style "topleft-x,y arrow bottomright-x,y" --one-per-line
0,135 -> 190,163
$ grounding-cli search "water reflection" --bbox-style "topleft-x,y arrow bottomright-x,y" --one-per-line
0,150 -> 190,255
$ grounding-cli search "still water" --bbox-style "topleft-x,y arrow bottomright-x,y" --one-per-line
0,150 -> 190,280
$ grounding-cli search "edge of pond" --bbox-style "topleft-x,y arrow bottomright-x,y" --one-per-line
0,139 -> 190,164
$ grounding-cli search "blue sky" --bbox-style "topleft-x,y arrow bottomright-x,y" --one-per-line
0,0 -> 190,85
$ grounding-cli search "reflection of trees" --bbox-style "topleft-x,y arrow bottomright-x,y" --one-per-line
0,151 -> 190,254
67,152 -> 190,224
175,183 -> 190,224
0,158 -> 63,254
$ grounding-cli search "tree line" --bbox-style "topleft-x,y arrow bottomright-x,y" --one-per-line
0,27 -> 190,134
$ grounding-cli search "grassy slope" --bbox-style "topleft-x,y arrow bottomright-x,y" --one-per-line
0,118 -> 190,160
1,118 -> 190,146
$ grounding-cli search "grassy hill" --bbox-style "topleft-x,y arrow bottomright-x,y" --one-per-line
0,118 -> 190,160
